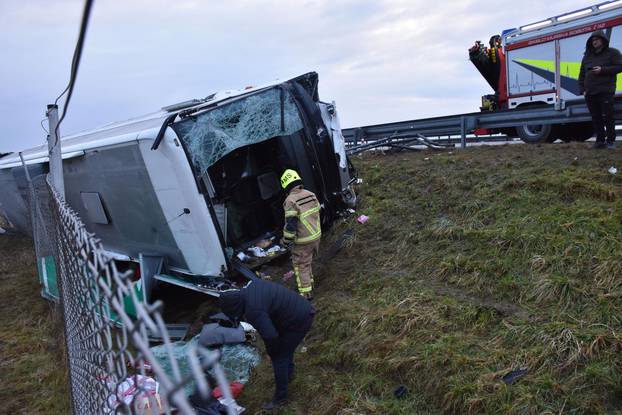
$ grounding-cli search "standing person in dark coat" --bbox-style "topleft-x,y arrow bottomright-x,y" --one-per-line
219,279 -> 315,410
578,30 -> 622,149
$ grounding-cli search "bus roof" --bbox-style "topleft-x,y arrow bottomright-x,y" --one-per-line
0,73 -> 312,169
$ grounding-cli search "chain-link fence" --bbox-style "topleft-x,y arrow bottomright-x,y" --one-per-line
25,172 -> 238,415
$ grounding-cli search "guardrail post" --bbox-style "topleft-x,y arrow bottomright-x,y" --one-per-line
460,116 -> 467,149
354,128 -> 363,146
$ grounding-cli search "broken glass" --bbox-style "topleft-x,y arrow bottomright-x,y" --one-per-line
174,87 -> 304,173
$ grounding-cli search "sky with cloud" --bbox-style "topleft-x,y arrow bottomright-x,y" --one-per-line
0,0 -> 600,152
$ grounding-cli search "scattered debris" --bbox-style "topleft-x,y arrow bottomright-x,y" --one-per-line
189,391 -> 242,415
502,368 -> 528,385
151,335 -> 261,395
256,271 -> 272,280
107,374 -> 159,409
424,157 -> 430,161
225,247 -> 235,259
239,322 -> 256,334
217,343 -> 261,385
213,381 -> 244,399
356,178 -> 364,184
394,385 -> 408,399
199,323 -> 246,347
205,314 -> 257,344
236,252 -> 251,262
357,215 -> 369,224
265,246 -> 281,256
217,397 -> 245,414
129,360 -> 154,374
0,209 -> 12,234
256,238 -> 273,249
608,166 -> 618,175
148,324 -> 190,342
247,246 -> 267,258
246,244 -> 284,259
283,270 -> 294,282
133,394 -> 165,415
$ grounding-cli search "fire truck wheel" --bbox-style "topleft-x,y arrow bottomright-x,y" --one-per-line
500,128 -> 518,138
555,123 -> 593,142
516,124 -> 552,144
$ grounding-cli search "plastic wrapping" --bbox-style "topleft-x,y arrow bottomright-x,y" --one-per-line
105,375 -> 159,413
151,336 -> 261,395
217,343 -> 261,384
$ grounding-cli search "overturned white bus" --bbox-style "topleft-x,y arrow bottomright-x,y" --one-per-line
0,72 -> 356,303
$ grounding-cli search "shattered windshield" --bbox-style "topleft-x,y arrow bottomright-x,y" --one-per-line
173,87 -> 304,173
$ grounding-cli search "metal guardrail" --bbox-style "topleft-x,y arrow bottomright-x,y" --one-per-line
342,101 -> 622,148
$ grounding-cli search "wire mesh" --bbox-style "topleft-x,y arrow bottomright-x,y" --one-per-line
26,174 -> 237,415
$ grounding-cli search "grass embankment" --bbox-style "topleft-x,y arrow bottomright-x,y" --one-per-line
0,234 -> 69,414
242,143 -> 622,414
3,143 -> 621,414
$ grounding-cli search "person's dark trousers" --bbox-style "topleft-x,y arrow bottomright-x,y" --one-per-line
585,93 -> 616,144
269,313 -> 314,402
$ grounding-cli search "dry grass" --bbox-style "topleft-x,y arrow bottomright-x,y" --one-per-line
239,142 -> 622,414
0,234 -> 69,414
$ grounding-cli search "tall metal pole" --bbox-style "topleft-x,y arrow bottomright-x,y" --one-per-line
46,104 -> 65,197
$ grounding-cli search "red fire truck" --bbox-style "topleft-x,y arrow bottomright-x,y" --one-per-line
469,1 -> 622,143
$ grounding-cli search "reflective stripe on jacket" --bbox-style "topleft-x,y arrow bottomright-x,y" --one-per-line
283,186 -> 321,244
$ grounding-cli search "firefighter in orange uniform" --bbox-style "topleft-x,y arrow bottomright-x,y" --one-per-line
280,169 -> 321,300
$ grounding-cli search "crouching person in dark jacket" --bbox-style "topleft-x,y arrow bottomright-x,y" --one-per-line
219,279 -> 315,410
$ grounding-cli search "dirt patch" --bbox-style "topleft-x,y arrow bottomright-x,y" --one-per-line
391,269 -> 531,320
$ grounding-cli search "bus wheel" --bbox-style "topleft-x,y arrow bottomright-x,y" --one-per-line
516,124 -> 552,143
